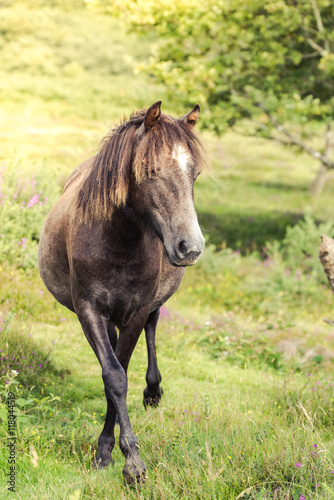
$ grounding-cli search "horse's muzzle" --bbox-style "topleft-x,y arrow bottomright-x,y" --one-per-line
170,239 -> 204,267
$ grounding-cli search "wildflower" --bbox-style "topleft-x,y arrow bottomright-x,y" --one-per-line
313,444 -> 318,448
295,462 -> 301,468
183,409 -> 188,413
27,194 -> 40,208
180,422 -> 184,425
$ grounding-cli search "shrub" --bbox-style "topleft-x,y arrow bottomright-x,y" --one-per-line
0,158 -> 60,268
267,215 -> 334,285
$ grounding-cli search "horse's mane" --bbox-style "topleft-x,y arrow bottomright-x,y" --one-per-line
77,108 -> 207,224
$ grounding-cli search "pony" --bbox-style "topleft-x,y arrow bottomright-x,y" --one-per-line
38,101 -> 207,482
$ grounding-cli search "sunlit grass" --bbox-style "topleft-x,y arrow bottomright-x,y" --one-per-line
1,311 -> 334,499
1,2 -> 334,498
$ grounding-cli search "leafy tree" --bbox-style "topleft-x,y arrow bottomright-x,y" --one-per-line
92,0 -> 334,193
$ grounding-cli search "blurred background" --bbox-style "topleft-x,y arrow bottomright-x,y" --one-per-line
1,1 -> 334,498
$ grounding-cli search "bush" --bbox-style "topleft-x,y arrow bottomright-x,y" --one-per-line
0,158 -> 60,268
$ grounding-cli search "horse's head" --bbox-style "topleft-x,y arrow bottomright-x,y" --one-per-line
131,101 -> 206,267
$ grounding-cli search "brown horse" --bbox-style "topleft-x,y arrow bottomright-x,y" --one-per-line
38,101 -> 207,483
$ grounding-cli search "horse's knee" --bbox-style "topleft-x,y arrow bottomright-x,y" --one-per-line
102,367 -> 127,400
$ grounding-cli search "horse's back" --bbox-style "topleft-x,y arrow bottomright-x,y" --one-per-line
62,156 -> 95,193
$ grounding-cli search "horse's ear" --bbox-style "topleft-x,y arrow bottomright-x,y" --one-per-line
179,104 -> 200,128
144,101 -> 162,131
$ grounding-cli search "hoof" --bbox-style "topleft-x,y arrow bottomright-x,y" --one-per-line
92,454 -> 113,469
143,387 -> 163,409
123,458 -> 146,484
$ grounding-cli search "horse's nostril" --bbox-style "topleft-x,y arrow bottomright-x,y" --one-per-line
178,240 -> 188,257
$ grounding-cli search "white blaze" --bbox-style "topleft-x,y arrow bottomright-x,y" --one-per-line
172,145 -> 190,172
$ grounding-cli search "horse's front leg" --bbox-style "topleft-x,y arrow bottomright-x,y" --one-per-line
75,300 -> 147,483
143,309 -> 163,408
92,321 -> 119,467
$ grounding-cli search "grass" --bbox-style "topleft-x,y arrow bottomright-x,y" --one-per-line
1,1 -> 334,498
1,308 -> 334,499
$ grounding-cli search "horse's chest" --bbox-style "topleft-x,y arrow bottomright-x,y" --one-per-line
152,262 -> 185,311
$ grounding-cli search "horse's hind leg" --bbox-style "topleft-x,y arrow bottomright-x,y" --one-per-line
143,309 -> 163,408
75,300 -> 147,483
107,322 -> 118,351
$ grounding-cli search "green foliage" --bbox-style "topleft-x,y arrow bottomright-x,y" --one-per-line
0,313 -> 67,389
0,159 -> 59,268
107,0 -> 334,135
267,215 -> 334,283
198,320 -> 284,371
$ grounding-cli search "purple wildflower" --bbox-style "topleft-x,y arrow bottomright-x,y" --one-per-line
295,462 -> 302,468
27,194 -> 40,208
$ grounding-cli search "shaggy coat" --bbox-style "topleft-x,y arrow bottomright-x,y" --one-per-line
38,101 -> 207,483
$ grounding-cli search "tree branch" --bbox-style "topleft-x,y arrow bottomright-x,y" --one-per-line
305,36 -> 327,57
311,0 -> 325,33
252,102 -> 334,169
325,122 -> 333,158
310,0 -> 330,53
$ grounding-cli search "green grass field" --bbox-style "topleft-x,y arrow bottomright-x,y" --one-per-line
1,2 -> 334,499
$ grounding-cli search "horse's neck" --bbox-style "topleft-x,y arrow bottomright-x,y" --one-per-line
107,205 -> 146,246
